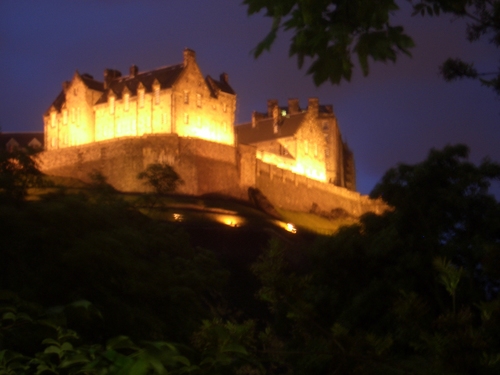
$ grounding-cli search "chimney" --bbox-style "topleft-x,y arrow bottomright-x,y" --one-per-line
104,69 -> 122,89
288,98 -> 300,114
267,99 -> 278,117
272,105 -> 282,134
220,72 -> 228,84
129,65 -> 139,77
307,97 -> 319,117
183,48 -> 196,66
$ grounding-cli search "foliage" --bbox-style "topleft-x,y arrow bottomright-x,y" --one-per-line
249,145 -> 500,374
244,0 -> 500,93
412,0 -> 500,94
244,0 -> 414,85
0,146 -> 45,203
0,192 -> 227,344
3,144 -> 500,374
137,163 -> 183,195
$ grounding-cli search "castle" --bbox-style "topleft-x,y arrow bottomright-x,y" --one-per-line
40,49 -> 384,217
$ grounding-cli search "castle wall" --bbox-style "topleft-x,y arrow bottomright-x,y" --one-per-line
254,160 -> 385,216
39,135 -> 246,198
39,136 -> 383,218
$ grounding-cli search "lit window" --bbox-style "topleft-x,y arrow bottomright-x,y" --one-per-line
154,87 -> 160,105
184,113 -> 189,124
305,140 -> 308,154
281,109 -> 287,116
222,121 -> 227,132
63,110 -> 68,124
124,93 -> 130,111
184,91 -> 189,104
71,108 -> 75,122
50,112 -> 56,128
110,96 -> 115,114
51,137 -> 57,148
139,90 -> 145,108
196,93 -> 202,108
314,143 -> 318,156
162,113 -> 167,125
77,108 -> 81,126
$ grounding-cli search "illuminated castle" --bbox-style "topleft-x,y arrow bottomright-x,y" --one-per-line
237,99 -> 355,190
41,49 -> 383,216
44,49 -> 235,150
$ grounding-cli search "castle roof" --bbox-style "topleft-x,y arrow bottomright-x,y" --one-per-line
45,72 -> 104,116
206,75 -> 235,96
236,112 -> 306,144
0,132 -> 44,150
96,63 -> 185,104
80,73 -> 105,92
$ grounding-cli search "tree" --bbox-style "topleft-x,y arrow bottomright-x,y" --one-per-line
250,145 -> 500,374
0,146 -> 45,203
137,163 -> 183,195
244,0 -> 500,93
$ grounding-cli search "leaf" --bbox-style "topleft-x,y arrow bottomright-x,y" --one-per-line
106,336 -> 139,351
41,338 -> 60,347
59,354 -> 91,369
44,346 -> 61,356
2,311 -> 16,322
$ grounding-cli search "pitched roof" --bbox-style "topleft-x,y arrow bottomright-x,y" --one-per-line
236,112 -> 306,144
46,91 -> 66,115
0,132 -> 44,150
45,72 -> 104,115
206,75 -> 235,96
95,64 -> 184,104
80,73 -> 104,91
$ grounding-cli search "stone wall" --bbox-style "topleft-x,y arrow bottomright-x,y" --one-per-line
254,160 -> 386,216
39,135 -> 386,217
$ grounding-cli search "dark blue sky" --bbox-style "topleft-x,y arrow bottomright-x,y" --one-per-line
1,0 -> 498,195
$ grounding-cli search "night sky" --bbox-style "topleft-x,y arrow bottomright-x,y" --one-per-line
1,0 -> 498,195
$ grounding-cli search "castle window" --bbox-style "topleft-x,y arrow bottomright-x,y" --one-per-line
314,143 -> 318,156
222,121 -> 227,132
77,108 -> 81,126
63,110 -> 68,125
162,113 -> 167,125
281,109 -> 287,116
110,97 -> 115,114
305,140 -> 309,154
139,90 -> 145,108
184,91 -> 189,104
124,93 -> 130,111
71,108 -> 75,122
184,113 -> 189,124
223,103 -> 227,113
50,112 -> 56,128
51,137 -> 57,148
196,93 -> 202,108
154,87 -> 160,105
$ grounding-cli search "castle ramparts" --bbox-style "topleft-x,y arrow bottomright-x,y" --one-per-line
39,134 -> 386,217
